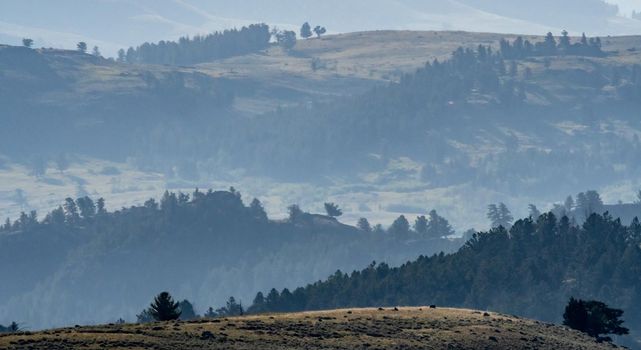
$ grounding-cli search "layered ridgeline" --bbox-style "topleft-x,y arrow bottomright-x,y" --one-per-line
248,212 -> 641,347
230,32 -> 641,193
0,189 -> 460,329
2,30 -> 641,195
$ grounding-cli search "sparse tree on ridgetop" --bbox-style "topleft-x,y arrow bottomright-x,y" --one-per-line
300,22 -> 312,39
22,38 -> 33,48
313,26 -> 326,38
414,215 -> 428,236
288,204 -> 303,222
324,202 -> 342,217
77,42 -> 88,53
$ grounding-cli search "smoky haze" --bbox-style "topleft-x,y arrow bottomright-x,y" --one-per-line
2,1 -> 641,348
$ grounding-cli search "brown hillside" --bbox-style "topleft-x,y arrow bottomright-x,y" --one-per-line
0,307 -> 621,350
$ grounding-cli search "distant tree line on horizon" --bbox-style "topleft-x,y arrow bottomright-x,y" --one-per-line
118,23 -> 271,65
499,31 -> 605,59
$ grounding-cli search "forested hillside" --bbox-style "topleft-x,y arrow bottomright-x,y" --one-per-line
121,24 -> 272,65
0,189 -> 460,329
249,211 -> 641,347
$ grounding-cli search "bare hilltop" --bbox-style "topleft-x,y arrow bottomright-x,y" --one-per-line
0,307 -> 621,350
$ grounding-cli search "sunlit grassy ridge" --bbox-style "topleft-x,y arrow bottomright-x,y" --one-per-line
0,307 -> 620,350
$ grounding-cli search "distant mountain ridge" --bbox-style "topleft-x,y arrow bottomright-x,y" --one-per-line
1,0 -> 640,56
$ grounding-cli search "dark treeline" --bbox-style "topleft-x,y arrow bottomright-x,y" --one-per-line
120,23 -> 271,65
0,189 -> 460,328
500,31 -> 604,59
247,211 -> 641,346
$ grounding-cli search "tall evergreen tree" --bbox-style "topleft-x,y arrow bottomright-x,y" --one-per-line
414,215 -> 428,236
300,22 -> 313,39
149,292 -> 181,321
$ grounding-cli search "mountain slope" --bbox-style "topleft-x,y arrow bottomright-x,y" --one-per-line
0,189 -> 460,329
250,212 -> 641,347
0,307 -> 621,349
2,30 -> 641,230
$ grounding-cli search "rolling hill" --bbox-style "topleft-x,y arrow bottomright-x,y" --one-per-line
0,307 -> 621,350
1,0 -> 640,56
2,29 -> 641,231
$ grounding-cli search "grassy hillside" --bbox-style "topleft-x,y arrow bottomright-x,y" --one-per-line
2,30 -> 641,230
0,307 -> 619,350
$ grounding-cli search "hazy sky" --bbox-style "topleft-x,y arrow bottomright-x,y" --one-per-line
608,0 -> 641,13
1,0 -> 640,56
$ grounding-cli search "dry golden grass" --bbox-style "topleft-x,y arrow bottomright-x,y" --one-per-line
0,307 -> 621,350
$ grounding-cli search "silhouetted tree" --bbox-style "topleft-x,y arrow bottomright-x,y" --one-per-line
357,218 -> 372,233
313,26 -> 326,38
559,30 -> 571,51
576,191 -> 603,220
136,309 -> 153,323
77,42 -> 88,53
216,297 -> 244,316
276,30 -> 297,50
22,38 -> 33,48
149,292 -> 181,321
76,196 -> 96,219
117,49 -> 126,63
92,46 -> 101,57
389,215 -> 410,238
288,204 -> 303,222
63,198 -> 80,224
178,299 -> 197,320
300,22 -> 312,39
249,198 -> 268,221
528,204 -> 541,219
203,307 -> 216,318
543,32 -> 557,55
487,203 -> 513,228
414,215 -> 428,236
426,210 -> 455,238
324,202 -> 342,217
96,198 -> 106,215
563,297 -> 629,341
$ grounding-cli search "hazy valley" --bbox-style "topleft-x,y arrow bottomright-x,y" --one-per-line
2,7 -> 641,348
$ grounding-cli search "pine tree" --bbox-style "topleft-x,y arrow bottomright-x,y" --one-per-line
414,215 -> 428,236
300,22 -> 313,39
426,210 -> 454,238
249,198 -> 268,221
178,299 -> 197,320
77,42 -> 88,53
149,292 -> 181,321
389,215 -> 410,238
357,218 -> 372,233
563,297 -> 629,340
324,202 -> 342,217
528,204 -> 541,219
